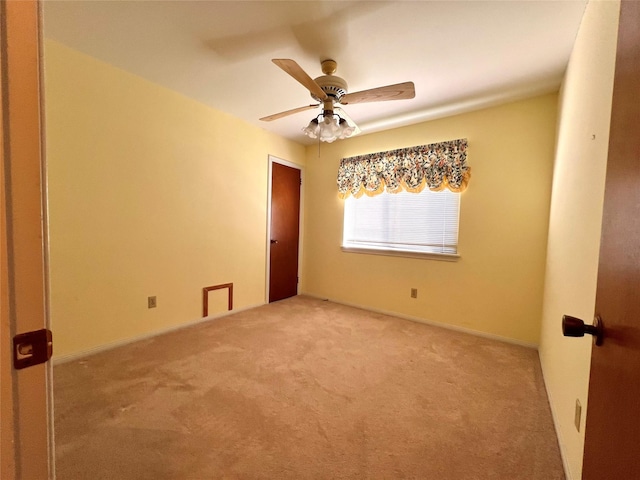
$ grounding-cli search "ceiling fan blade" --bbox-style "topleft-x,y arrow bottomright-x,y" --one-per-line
272,59 -> 328,101
260,104 -> 319,122
341,81 -> 415,105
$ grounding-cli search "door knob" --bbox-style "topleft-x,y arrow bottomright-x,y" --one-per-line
562,314 -> 604,346
270,239 -> 278,244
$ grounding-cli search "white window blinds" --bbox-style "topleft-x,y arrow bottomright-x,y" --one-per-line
342,189 -> 460,255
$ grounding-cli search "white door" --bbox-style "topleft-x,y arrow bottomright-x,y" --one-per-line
1,0 -> 53,478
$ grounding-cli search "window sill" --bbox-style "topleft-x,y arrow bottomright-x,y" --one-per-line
340,246 -> 460,262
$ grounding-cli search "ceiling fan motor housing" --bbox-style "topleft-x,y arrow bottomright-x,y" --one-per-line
312,75 -> 348,103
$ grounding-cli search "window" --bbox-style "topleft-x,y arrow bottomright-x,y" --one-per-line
342,189 -> 460,257
337,138 -> 468,259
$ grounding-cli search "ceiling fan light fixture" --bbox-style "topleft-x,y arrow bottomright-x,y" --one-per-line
302,114 -> 355,143
319,117 -> 340,143
302,118 -> 320,139
337,117 -> 356,139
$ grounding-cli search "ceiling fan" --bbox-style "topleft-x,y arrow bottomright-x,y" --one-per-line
260,59 -> 415,142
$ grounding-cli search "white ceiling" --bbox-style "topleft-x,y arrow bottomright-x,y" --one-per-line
42,0 -> 588,145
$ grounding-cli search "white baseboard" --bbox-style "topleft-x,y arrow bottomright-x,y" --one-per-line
301,293 -> 539,349
52,302 -> 265,365
538,352 -> 573,480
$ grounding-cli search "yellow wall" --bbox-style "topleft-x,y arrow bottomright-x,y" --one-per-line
44,40 -> 305,359
538,1 -> 620,478
301,94 -> 557,345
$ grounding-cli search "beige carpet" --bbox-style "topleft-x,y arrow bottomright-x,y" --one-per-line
54,296 -> 564,479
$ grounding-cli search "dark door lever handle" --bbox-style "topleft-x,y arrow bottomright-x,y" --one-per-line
562,314 -> 604,346
270,239 -> 278,244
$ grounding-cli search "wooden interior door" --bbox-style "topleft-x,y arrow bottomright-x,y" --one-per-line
269,162 -> 301,303
582,1 -> 640,477
1,0 -> 53,478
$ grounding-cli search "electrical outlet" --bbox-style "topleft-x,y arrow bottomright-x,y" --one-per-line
574,399 -> 582,432
410,288 -> 418,299
148,296 -> 157,309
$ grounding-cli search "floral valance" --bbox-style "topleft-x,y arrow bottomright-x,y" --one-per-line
337,138 -> 470,198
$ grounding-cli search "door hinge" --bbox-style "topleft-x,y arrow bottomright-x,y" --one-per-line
13,328 -> 53,370
297,276 -> 299,284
